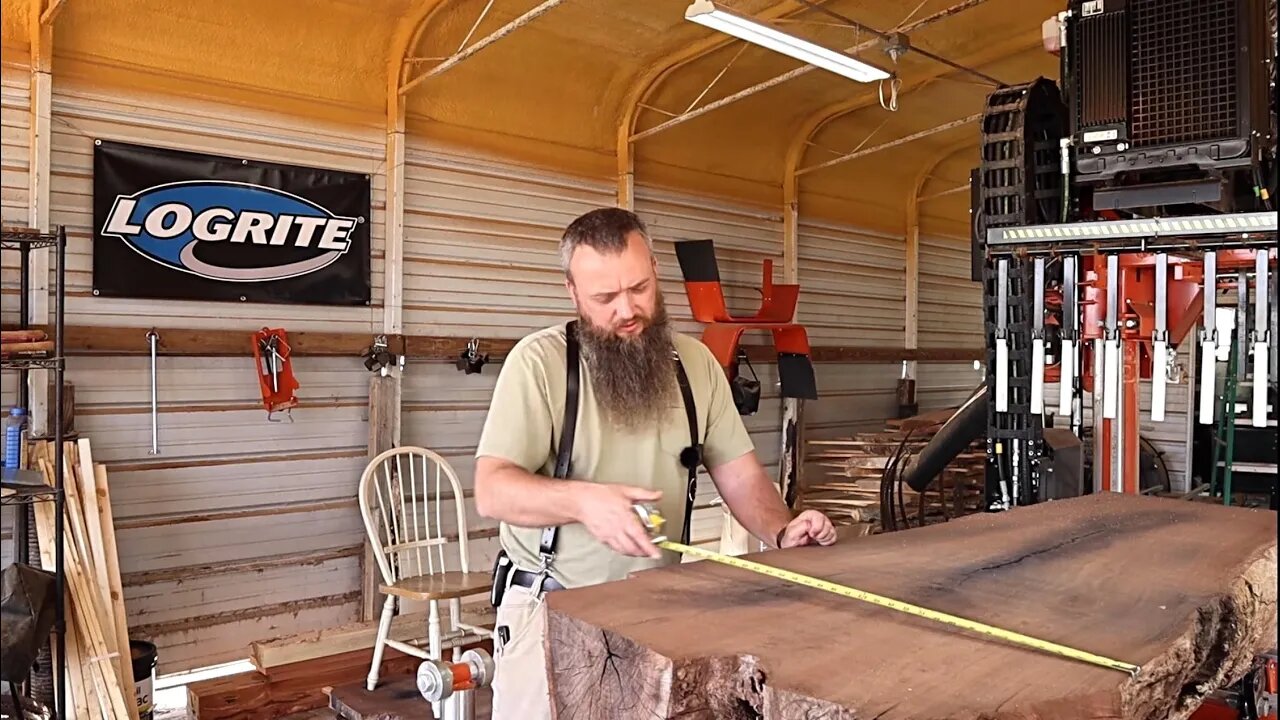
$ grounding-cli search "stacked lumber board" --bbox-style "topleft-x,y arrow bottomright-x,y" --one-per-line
2,328 -> 55,359
543,492 -> 1278,719
803,410 -> 985,532
188,647 -> 422,720
31,439 -> 140,720
188,606 -> 494,719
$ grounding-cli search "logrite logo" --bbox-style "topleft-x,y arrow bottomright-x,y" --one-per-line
100,180 -> 364,283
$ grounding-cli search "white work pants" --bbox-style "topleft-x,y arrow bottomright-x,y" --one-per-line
490,586 -> 551,720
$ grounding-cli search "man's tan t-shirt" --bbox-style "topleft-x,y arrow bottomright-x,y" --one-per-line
474,322 -> 755,588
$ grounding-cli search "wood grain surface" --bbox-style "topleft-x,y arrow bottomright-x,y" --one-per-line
545,493 -> 1277,720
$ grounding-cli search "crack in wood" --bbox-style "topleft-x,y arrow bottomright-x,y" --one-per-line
955,527 -> 1108,581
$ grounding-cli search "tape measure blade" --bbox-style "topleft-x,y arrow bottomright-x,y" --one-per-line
659,541 -> 1139,677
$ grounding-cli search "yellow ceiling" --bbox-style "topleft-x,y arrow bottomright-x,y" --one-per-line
1,0 -> 1065,235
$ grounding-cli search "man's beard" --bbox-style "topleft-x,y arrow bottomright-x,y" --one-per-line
577,294 -> 678,430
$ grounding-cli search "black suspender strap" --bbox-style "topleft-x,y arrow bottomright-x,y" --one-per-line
538,320 -> 581,565
537,320 -> 704,571
673,355 -> 702,545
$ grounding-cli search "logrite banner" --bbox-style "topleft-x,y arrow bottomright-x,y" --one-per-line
92,139 -> 372,306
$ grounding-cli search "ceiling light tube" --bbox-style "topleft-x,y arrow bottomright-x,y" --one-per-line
685,0 -> 890,83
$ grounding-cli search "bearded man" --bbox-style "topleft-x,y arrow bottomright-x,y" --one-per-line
473,207 -> 837,719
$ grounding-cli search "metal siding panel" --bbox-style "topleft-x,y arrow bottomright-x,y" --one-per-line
47,82 -> 385,331
144,600 -> 360,674
635,186 -> 785,338
918,362 -> 985,411
401,145 -> 613,339
2,62 -> 31,326
64,351 -> 372,673
798,220 -> 905,346
920,234 -> 983,348
125,553 -> 360,627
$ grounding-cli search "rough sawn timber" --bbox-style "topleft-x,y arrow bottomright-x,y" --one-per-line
544,493 -> 1278,720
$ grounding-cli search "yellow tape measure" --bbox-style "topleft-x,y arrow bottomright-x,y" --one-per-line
655,538 -> 1141,678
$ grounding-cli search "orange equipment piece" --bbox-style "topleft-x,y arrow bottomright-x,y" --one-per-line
674,238 -> 817,401
251,327 -> 300,420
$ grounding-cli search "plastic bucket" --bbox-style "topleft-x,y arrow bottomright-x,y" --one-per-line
130,640 -> 157,720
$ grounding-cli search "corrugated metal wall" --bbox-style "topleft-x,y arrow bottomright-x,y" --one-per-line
919,233 -> 982,349
1,60 -> 31,573
917,230 -> 983,417
792,220 -> 906,482
36,79 -> 385,673
798,220 -> 904,347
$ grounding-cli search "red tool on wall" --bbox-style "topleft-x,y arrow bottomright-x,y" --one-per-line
251,327 -> 300,421
674,238 -> 817,415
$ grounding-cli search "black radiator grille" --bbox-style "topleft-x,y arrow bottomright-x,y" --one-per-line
1131,0 -> 1239,147
1073,11 -> 1128,130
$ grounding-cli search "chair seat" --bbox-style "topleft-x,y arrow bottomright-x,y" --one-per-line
380,571 -> 493,601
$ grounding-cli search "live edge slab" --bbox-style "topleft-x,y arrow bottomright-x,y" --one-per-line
544,493 -> 1278,720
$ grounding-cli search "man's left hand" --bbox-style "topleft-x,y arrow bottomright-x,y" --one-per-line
776,510 -> 837,548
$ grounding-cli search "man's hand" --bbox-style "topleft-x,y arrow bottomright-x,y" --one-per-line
574,484 -> 663,559
776,510 -> 837,549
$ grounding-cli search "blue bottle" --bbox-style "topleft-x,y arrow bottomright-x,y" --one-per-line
3,407 -> 27,469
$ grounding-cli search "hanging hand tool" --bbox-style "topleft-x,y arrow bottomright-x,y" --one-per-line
1151,253 -> 1169,422
1030,257 -> 1047,415
1250,251 -> 1271,428
634,504 -> 1141,678
455,338 -> 489,375
361,334 -> 399,376
146,329 -> 160,455
995,258 -> 1010,413
251,328 -> 300,421
1200,251 -> 1219,425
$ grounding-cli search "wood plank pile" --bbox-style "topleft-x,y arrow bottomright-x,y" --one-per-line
187,606 -> 494,719
31,439 -> 140,720
543,492 -> 1278,719
188,647 -> 422,720
1,328 -> 55,358
801,408 -> 986,532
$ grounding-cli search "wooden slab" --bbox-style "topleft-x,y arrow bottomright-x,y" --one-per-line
544,493 -> 1278,720
326,677 -> 433,719
326,677 -> 493,720
188,647 -> 419,720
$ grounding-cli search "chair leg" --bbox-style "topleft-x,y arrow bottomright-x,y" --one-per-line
429,600 -> 443,718
367,595 -> 396,692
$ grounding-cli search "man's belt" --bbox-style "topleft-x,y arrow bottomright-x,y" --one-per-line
509,568 -> 565,594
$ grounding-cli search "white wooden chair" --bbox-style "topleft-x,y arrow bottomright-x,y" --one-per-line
358,446 -> 493,718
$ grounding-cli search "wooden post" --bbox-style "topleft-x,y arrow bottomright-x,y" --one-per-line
364,63 -> 407,621
26,0 -> 53,437
778,191 -> 806,514
362,373 -> 400,621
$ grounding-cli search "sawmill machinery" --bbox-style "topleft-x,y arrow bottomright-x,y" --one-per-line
900,0 -> 1278,514
893,5 -> 1277,709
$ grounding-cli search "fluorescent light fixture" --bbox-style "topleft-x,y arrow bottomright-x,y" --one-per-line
685,0 -> 890,83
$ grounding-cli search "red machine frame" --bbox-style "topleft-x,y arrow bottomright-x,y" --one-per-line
1054,249 -> 1276,494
